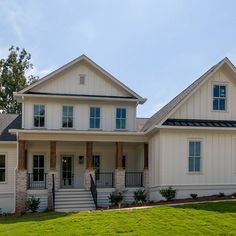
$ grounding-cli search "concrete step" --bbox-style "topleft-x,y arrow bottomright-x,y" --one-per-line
55,191 -> 91,196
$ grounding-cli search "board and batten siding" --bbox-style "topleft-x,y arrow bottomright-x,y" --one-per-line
171,68 -> 236,120
23,98 -> 136,131
157,129 -> 236,186
0,143 -> 17,213
30,62 -> 131,97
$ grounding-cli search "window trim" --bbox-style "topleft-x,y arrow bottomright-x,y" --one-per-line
89,107 -> 101,129
211,83 -> 228,112
32,154 -> 45,182
0,153 -> 7,184
187,139 -> 202,174
33,104 -> 46,128
61,105 -> 74,129
115,107 -> 127,130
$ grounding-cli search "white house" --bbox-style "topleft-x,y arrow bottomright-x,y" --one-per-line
0,55 -> 236,213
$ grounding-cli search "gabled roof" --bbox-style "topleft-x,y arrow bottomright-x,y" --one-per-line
0,114 -> 21,141
142,57 -> 236,132
17,54 -> 146,104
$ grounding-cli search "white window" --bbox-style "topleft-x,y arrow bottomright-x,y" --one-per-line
0,154 -> 6,182
116,108 -> 126,129
212,84 -> 227,111
33,155 -> 44,181
62,106 -> 73,128
90,107 -> 100,129
189,141 -> 201,172
34,104 -> 45,127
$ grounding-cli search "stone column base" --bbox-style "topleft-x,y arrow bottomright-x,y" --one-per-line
47,171 -> 59,210
84,169 -> 95,190
115,169 -> 125,192
15,170 -> 27,214
143,169 -> 149,198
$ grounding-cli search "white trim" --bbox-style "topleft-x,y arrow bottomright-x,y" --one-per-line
33,104 -> 46,129
61,105 -> 74,129
211,82 -> 228,112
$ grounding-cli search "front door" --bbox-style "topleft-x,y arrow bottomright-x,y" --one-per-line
61,156 -> 73,188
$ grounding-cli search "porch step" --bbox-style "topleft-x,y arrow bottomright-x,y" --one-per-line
55,189 -> 95,212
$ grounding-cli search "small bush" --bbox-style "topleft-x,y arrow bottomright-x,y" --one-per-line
109,191 -> 123,206
190,193 -> 198,199
26,196 -> 40,212
134,189 -> 147,204
159,187 -> 176,201
232,193 -> 236,197
218,192 -> 225,197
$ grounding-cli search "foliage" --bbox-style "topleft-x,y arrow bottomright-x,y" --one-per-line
159,187 -> 176,201
26,196 -> 40,212
134,189 -> 147,204
108,191 -> 123,206
218,192 -> 225,197
233,193 -> 236,197
0,46 -> 38,114
190,193 -> 198,199
0,202 -> 236,235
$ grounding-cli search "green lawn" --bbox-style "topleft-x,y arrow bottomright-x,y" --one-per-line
0,201 -> 236,235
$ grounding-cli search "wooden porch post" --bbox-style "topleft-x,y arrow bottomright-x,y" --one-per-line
144,143 -> 149,169
116,142 -> 123,169
86,142 -> 93,170
18,140 -> 26,170
50,141 -> 56,171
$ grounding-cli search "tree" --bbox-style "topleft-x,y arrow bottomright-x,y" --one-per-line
0,46 -> 38,114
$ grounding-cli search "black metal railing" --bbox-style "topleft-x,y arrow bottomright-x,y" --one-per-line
90,174 -> 97,208
52,173 -> 55,211
125,172 -> 143,187
27,173 -> 48,189
95,172 -> 114,188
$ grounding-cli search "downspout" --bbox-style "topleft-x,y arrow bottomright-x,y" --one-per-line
13,131 -> 19,213
22,95 -> 24,129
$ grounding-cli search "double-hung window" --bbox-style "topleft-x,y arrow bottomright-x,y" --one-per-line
116,108 -> 126,129
0,155 -> 6,182
62,106 -> 73,128
33,155 -> 44,181
213,85 -> 227,111
90,107 -> 100,129
189,141 -> 201,172
34,104 -> 45,127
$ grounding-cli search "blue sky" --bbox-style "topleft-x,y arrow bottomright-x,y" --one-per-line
0,0 -> 236,117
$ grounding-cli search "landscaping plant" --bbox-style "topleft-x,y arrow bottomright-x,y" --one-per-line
190,193 -> 198,199
109,191 -> 123,206
134,189 -> 147,204
159,187 -> 176,201
26,196 -> 40,212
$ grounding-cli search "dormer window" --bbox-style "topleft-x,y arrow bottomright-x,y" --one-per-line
212,84 -> 227,111
79,74 -> 85,85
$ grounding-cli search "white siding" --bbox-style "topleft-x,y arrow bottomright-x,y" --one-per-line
30,62 -> 131,97
23,98 -> 136,131
171,68 -> 236,120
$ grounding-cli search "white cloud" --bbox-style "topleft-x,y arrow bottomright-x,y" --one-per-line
26,66 -> 55,79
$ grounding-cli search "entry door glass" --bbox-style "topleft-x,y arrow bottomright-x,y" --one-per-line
62,156 -> 73,187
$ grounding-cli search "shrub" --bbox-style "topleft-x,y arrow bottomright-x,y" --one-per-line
233,193 -> 236,197
26,196 -> 40,212
190,193 -> 198,199
159,187 -> 176,201
109,191 -> 123,206
218,192 -> 225,197
134,189 -> 147,204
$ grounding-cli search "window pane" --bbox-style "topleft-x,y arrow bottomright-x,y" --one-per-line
121,119 -> 126,129
0,170 -> 5,182
116,119 -> 120,129
195,142 -> 201,156
213,85 -> 219,97
33,156 -> 38,167
63,106 -> 67,116
122,109 -> 126,118
95,118 -> 100,128
40,117 -> 45,127
195,157 -> 200,172
0,155 -> 5,168
90,108 -> 95,117
62,117 -> 67,127
68,106 -> 73,116
39,156 -> 44,168
40,105 -> 45,116
34,117 -> 39,127
219,99 -> 225,110
189,142 -> 194,156
34,105 -> 39,116
96,108 -> 100,117
213,98 -> 219,110
189,157 -> 194,172
220,86 -> 226,97
116,108 -> 121,118
90,118 -> 94,128
68,117 -> 73,128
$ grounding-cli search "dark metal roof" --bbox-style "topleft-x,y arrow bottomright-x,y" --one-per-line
163,119 -> 236,128
0,114 -> 22,141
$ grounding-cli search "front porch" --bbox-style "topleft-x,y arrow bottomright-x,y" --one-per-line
16,140 -> 149,212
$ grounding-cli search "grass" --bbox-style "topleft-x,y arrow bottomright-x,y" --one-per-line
0,201 -> 236,235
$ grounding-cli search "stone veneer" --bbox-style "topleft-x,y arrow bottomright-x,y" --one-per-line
84,169 -> 95,190
114,169 -> 125,191
15,170 -> 27,214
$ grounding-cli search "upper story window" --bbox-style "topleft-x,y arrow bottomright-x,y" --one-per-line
79,74 -> 85,85
0,154 -> 6,182
189,141 -> 201,172
33,155 -> 44,181
90,107 -> 100,129
116,108 -> 126,129
62,106 -> 73,128
212,84 -> 227,111
34,104 -> 45,127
